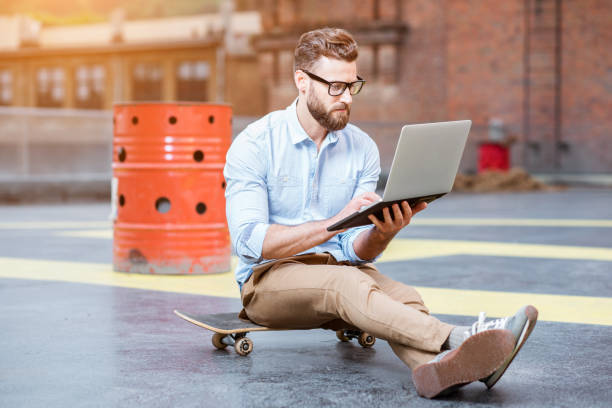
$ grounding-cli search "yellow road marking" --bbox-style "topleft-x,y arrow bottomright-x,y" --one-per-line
56,229 -> 113,239
0,256 -> 610,326
412,218 -> 612,228
380,239 -> 612,262
0,257 -> 240,299
54,230 -> 612,263
0,221 -> 111,230
3,217 -> 612,230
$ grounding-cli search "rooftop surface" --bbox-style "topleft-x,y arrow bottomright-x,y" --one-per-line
1,188 -> 611,407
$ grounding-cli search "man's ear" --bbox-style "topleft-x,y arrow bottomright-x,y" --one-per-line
294,70 -> 307,95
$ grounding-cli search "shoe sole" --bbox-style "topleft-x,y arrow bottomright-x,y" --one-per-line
412,329 -> 515,399
483,305 -> 538,389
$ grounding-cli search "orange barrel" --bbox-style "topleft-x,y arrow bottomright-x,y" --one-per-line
112,103 -> 232,274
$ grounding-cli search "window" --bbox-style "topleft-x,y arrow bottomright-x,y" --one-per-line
37,67 -> 65,108
0,69 -> 12,106
132,62 -> 162,101
75,64 -> 105,109
176,61 -> 210,102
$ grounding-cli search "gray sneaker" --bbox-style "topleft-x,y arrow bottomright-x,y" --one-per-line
464,305 -> 538,388
412,329 -> 515,398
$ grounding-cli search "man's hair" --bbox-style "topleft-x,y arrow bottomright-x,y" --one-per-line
294,27 -> 358,72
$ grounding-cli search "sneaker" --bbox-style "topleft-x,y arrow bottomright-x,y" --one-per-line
475,305 -> 539,388
412,329 -> 515,399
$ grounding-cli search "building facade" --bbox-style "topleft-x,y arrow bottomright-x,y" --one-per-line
251,0 -> 611,175
0,12 -> 263,116
0,0 -> 610,176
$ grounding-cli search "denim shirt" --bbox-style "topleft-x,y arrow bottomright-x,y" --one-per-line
224,99 -> 381,287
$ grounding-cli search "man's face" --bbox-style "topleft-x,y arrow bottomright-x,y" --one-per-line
304,57 -> 357,131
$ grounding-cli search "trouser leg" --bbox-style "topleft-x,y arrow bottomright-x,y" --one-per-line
241,255 -> 452,366
355,263 -> 450,368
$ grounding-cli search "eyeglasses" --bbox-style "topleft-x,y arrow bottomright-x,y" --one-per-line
300,70 -> 365,96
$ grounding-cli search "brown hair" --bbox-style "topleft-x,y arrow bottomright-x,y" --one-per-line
294,27 -> 358,71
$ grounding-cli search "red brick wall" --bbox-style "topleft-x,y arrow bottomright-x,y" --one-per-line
445,0 -> 525,171
561,0 -> 612,172
254,0 -> 611,173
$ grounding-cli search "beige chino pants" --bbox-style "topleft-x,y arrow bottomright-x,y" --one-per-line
240,253 -> 454,369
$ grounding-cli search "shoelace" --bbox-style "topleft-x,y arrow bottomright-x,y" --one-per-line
463,312 -> 509,340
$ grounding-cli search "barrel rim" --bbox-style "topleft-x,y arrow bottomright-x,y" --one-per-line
113,101 -> 232,108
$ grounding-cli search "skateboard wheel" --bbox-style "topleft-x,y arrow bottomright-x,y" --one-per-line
358,332 -> 376,348
336,330 -> 350,342
234,337 -> 253,356
212,333 -> 229,349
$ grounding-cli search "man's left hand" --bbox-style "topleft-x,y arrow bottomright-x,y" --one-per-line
367,201 -> 427,241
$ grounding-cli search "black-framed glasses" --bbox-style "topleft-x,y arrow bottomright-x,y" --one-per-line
301,70 -> 365,96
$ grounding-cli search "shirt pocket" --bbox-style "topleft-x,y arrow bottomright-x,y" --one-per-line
267,174 -> 303,220
321,177 -> 357,217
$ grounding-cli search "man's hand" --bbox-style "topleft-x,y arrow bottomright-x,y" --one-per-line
368,201 -> 427,241
352,200 -> 428,261
327,191 -> 382,231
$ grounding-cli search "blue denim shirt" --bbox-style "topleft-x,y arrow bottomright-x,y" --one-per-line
224,99 -> 381,287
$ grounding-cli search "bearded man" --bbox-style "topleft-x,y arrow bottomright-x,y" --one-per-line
223,27 -> 537,399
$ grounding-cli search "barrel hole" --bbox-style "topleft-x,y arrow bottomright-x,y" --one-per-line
229,116 -> 232,125
129,249 -> 147,265
155,197 -> 171,214
169,116 -> 177,125
113,117 -> 116,125
119,194 -> 125,207
193,150 -> 204,162
132,116 -> 138,125
222,181 -> 226,189
208,115 -> 215,124
196,202 -> 207,215
118,147 -> 127,162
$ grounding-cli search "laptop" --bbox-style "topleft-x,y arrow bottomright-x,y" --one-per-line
327,120 -> 471,231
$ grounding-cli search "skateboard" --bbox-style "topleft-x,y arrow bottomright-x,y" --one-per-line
174,310 -> 376,356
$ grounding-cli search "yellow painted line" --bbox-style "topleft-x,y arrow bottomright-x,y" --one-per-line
415,287 -> 612,326
55,230 -> 612,263
380,239 -> 612,262
56,230 -> 113,239
0,257 -> 240,299
0,221 -> 111,230
3,217 -> 612,231
412,218 -> 612,228
0,256 -> 610,326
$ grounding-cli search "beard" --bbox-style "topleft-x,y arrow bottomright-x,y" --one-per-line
306,87 -> 351,131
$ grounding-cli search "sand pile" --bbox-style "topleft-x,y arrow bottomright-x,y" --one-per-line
453,167 -> 549,192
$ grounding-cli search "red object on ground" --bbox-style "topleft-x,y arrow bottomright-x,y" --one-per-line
112,103 -> 232,274
478,142 -> 510,172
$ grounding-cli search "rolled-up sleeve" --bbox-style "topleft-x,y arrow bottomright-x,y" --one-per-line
224,131 -> 270,264
338,225 -> 376,262
339,135 -> 382,263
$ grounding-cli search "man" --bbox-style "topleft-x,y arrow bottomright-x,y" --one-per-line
224,27 -> 537,399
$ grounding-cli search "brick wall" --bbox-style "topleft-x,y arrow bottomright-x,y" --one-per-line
254,0 -> 611,174
561,0 -> 612,172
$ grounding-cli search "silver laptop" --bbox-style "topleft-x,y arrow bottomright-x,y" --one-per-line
327,120 -> 471,231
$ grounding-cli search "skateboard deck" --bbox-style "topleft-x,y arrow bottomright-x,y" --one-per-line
174,310 -> 376,356
174,310 -> 277,334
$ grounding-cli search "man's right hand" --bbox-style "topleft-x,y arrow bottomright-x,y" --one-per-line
327,192 -> 382,232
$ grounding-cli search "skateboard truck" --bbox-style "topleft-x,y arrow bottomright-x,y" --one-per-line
212,332 -> 254,356
336,329 -> 376,348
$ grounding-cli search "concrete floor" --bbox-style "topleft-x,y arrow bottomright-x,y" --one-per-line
1,189 -> 611,407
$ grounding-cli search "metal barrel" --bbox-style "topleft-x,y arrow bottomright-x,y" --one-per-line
112,102 -> 231,274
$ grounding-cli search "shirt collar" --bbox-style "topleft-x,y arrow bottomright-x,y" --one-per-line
286,98 -> 340,146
